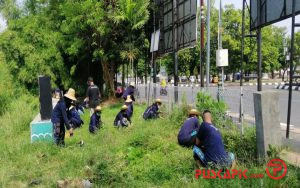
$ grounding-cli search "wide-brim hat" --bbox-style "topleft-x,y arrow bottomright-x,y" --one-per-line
95,105 -> 102,112
189,109 -> 200,116
64,88 -> 77,101
125,95 -> 133,103
121,105 -> 128,110
155,98 -> 162,104
129,82 -> 135,87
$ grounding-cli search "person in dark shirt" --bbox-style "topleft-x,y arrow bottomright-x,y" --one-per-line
51,88 -> 76,146
68,103 -> 84,129
122,83 -> 135,101
143,99 -> 162,120
177,109 -> 201,147
125,95 -> 133,118
89,105 -> 103,133
84,77 -> 101,115
193,110 -> 235,168
114,105 -> 131,127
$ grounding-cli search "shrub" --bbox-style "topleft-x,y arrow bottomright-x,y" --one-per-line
196,91 -> 227,128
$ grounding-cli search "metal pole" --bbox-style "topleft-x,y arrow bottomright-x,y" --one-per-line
173,0 -> 179,103
200,0 -> 205,87
287,0 -> 296,139
153,5 -> 157,100
240,0 -> 246,127
206,0 -> 211,87
257,28 -> 262,91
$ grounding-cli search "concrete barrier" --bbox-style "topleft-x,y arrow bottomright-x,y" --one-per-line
253,90 -> 282,159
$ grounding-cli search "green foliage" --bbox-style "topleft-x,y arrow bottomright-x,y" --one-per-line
196,91 -> 227,128
222,126 -> 257,164
0,103 -> 299,187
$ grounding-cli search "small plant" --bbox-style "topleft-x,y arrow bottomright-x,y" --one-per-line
196,91 -> 227,128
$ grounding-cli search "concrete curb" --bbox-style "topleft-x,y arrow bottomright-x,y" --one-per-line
275,85 -> 300,91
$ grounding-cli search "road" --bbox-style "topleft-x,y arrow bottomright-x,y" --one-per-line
136,84 -> 300,128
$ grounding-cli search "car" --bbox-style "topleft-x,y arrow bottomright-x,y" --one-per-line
190,76 -> 196,83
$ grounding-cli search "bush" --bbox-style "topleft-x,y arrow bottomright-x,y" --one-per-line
196,92 -> 227,128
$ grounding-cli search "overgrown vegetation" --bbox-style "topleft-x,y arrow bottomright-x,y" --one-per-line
0,98 -> 299,187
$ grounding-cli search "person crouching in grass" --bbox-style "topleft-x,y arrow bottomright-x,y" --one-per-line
68,101 -> 84,129
51,88 -> 76,146
177,109 -> 201,147
143,99 -> 162,120
125,95 -> 133,118
114,105 -> 131,127
193,110 -> 236,169
89,105 -> 103,133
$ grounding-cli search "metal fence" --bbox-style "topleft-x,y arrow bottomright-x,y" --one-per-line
135,83 -> 257,125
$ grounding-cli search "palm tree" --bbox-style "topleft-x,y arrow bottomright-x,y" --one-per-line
114,0 -> 150,83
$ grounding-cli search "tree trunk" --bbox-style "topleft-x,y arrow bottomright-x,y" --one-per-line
232,73 -> 236,82
122,64 -> 125,90
101,61 -> 115,97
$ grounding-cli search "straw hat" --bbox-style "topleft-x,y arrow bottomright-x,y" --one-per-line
95,105 -> 102,112
129,82 -> 135,87
189,109 -> 200,116
155,98 -> 162,104
64,88 -> 77,101
125,95 -> 133,103
121,105 -> 128,110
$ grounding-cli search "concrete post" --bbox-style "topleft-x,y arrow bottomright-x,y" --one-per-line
253,91 -> 282,160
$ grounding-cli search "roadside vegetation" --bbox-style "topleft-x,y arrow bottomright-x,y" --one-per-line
0,90 -> 299,187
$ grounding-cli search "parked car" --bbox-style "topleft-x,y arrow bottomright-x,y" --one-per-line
190,76 -> 196,83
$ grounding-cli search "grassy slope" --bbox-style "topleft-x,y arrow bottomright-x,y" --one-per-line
0,103 -> 299,187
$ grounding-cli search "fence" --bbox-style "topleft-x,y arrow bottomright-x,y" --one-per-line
135,83 -> 257,126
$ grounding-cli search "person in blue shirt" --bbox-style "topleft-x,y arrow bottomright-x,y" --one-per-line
122,83 -> 135,101
89,105 -> 103,133
125,95 -> 133,118
114,105 -> 131,127
177,109 -> 201,147
193,110 -> 235,169
143,99 -> 162,120
51,88 -> 76,146
68,103 -> 84,129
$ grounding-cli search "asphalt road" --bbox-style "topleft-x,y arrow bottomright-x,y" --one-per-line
136,84 -> 300,128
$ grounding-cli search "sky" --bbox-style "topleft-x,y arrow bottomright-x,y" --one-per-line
0,0 -> 299,34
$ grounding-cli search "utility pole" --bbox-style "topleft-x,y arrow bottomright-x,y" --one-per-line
153,6 -> 157,100
218,0 -> 224,88
173,0 -> 178,103
200,0 -> 205,87
287,0 -> 297,139
206,0 -> 211,87
240,0 -> 246,133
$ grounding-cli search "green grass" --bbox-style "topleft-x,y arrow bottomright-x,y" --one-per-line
0,101 -> 299,187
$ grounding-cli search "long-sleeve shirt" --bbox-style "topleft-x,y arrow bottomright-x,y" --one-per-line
177,117 -> 200,146
126,103 -> 133,118
68,107 -> 84,128
143,103 -> 159,120
89,113 -> 101,133
114,111 -> 131,126
122,86 -> 135,101
51,100 -> 71,130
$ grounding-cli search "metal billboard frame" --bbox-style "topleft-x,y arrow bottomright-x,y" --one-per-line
250,0 -> 300,31
160,0 -> 197,54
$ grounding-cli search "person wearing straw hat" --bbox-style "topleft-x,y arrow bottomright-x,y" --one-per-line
122,82 -> 135,101
51,88 -> 76,145
193,110 -> 236,169
89,105 -> 103,133
143,99 -> 162,120
114,105 -> 131,127
177,109 -> 201,147
125,95 -> 133,118
68,101 -> 84,129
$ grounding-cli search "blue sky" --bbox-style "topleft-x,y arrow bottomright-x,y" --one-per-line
1,0 -> 299,33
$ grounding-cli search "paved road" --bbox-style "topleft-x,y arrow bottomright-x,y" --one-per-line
136,84 -> 300,128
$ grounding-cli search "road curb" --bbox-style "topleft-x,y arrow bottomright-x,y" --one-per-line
275,85 -> 300,91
